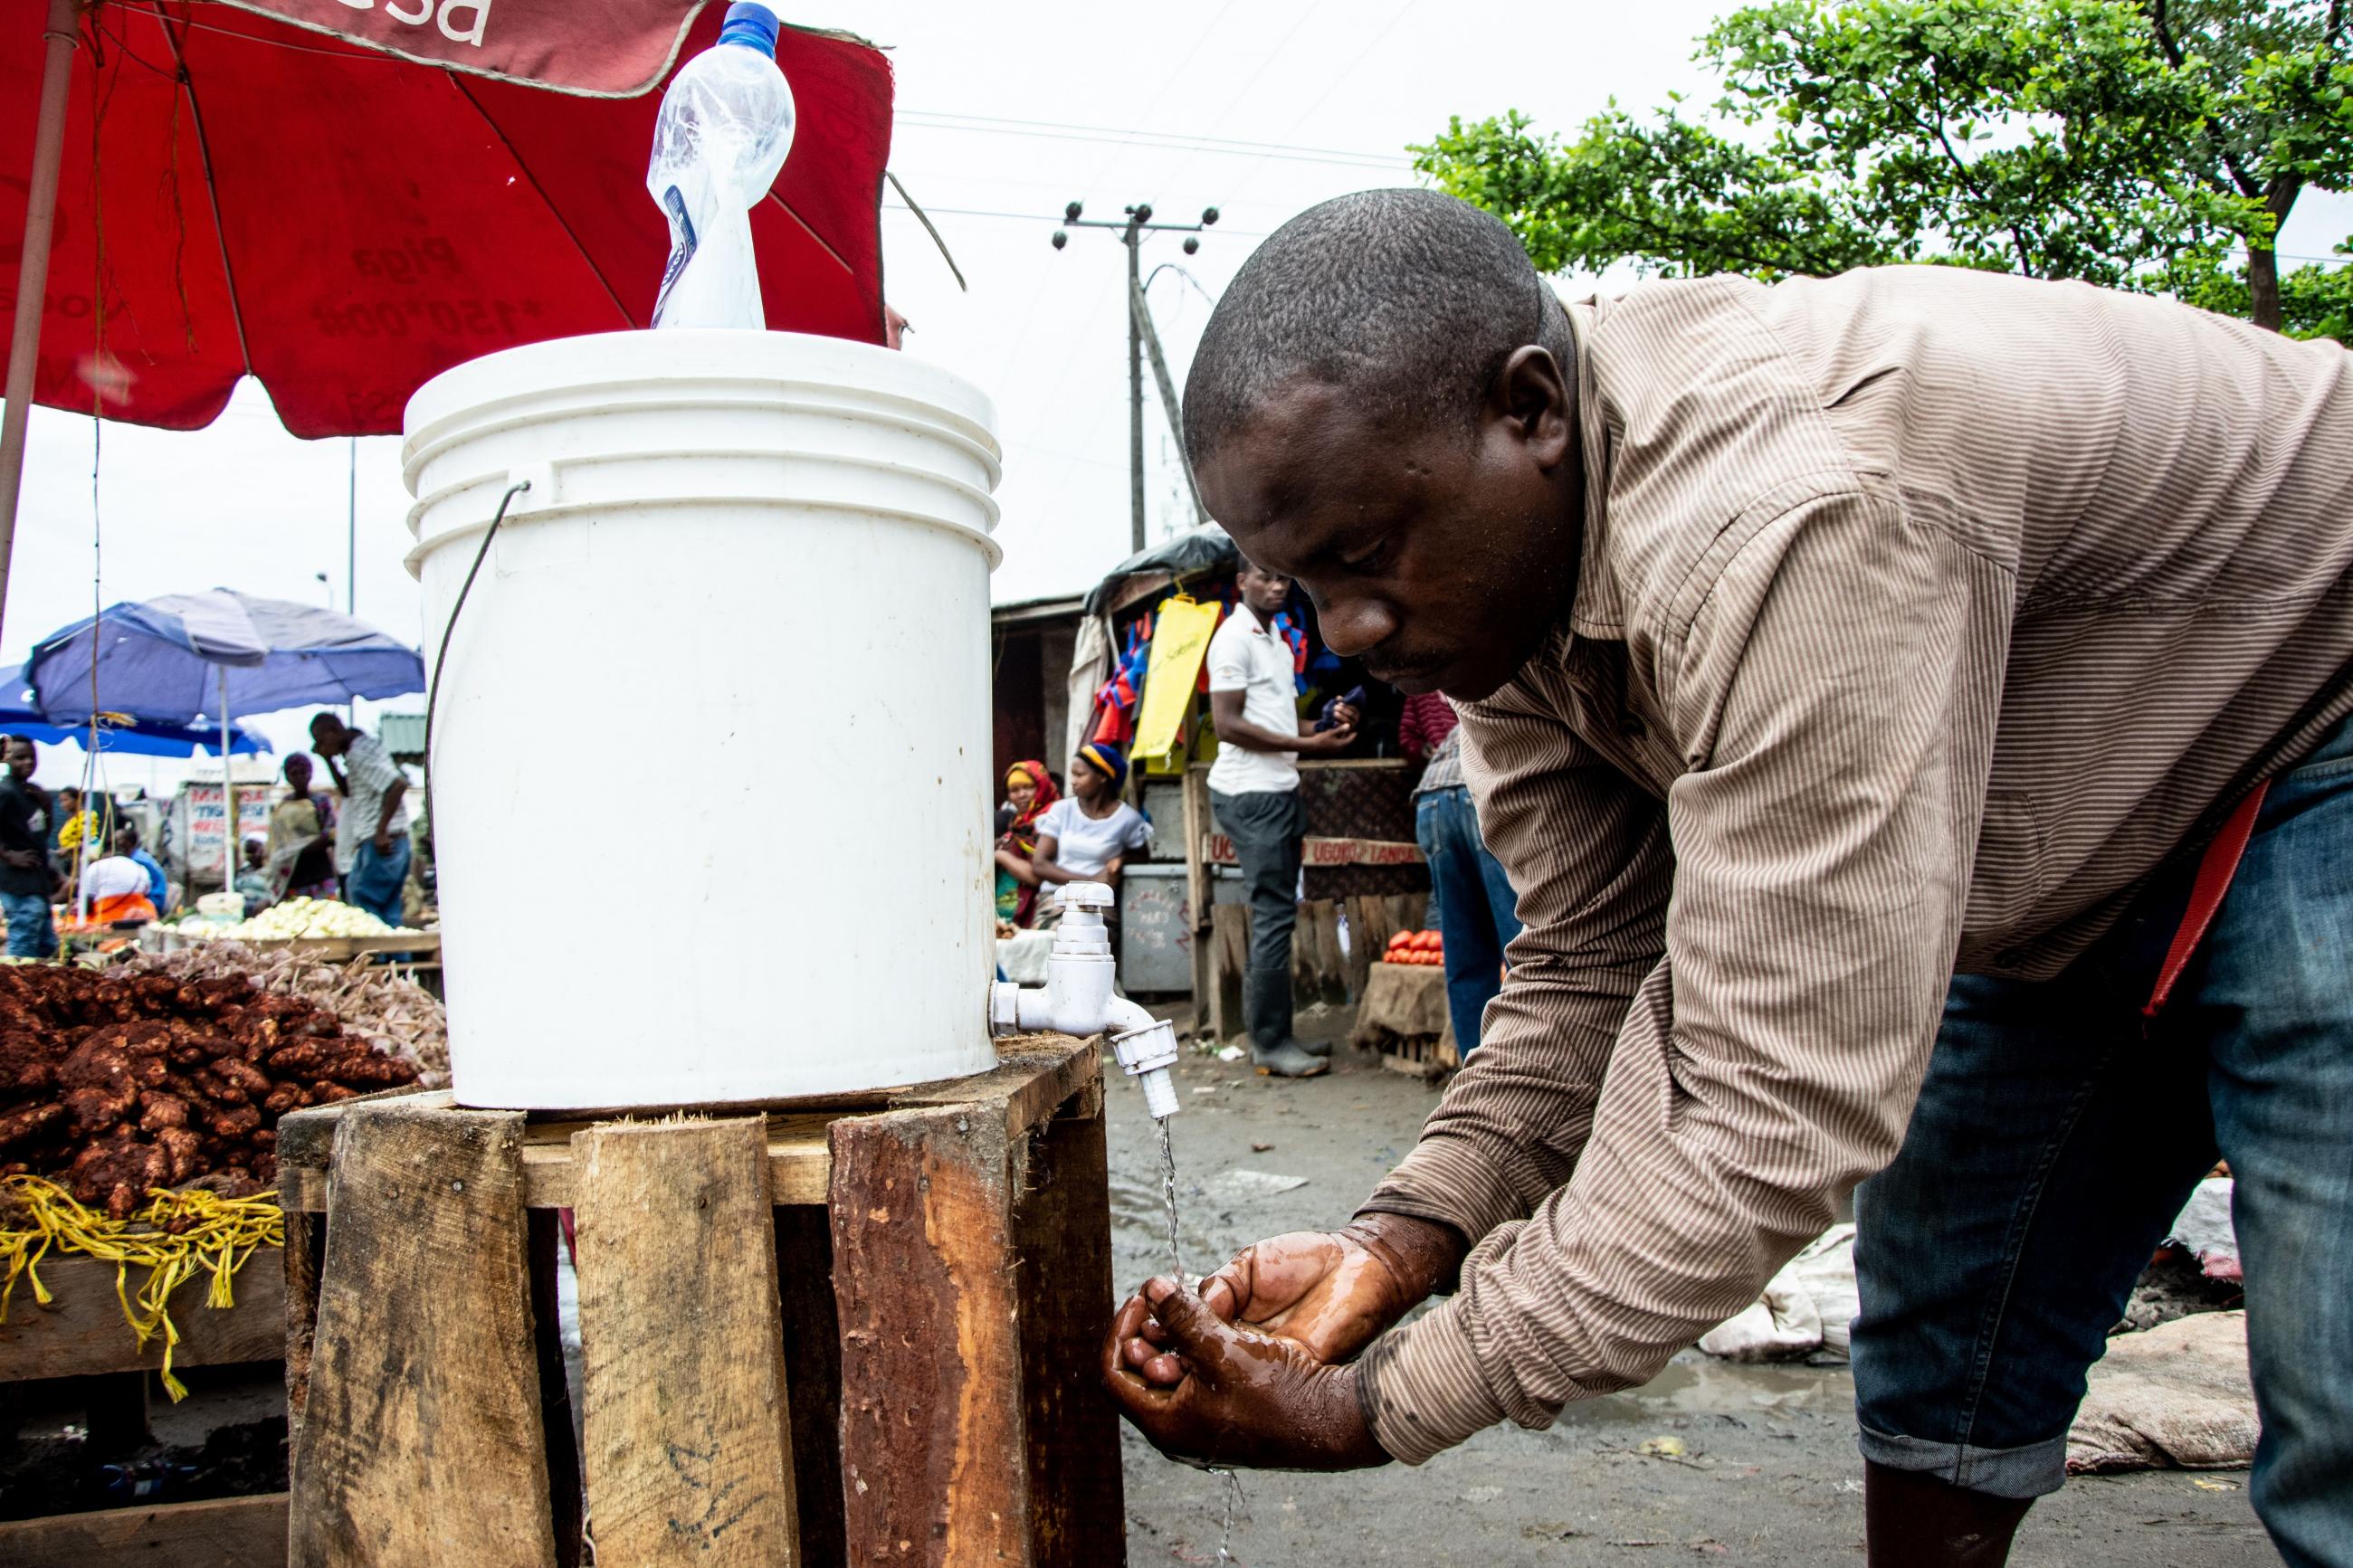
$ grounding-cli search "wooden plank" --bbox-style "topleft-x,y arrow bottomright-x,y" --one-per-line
283,1210 -> 324,1438
573,1117 -> 799,1568
1305,899 -> 1346,1006
773,1204 -> 848,1568
278,1106 -> 837,1214
1011,1097 -> 1127,1568
891,1036 -> 1097,1143
278,1050 -> 1094,1215
289,1100 -> 556,1568
1208,901 -> 1250,1044
1182,765 -> 1213,1013
831,1104 -> 1032,1566
0,1251 -> 284,1380
0,1491 -> 289,1568
1341,894 -> 1382,1002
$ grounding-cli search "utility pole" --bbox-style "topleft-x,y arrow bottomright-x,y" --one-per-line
1053,200 -> 1217,556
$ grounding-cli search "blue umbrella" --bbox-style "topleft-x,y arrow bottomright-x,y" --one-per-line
0,699 -> 272,757
22,590 -> 422,889
22,590 -> 424,724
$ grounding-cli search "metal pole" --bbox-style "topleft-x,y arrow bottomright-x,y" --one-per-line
1132,272 -> 1209,526
1126,221 -> 1146,556
220,667 -> 235,896
347,436 -> 357,614
0,0 -> 81,654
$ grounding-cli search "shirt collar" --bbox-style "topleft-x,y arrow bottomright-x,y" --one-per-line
1557,291 -> 1622,663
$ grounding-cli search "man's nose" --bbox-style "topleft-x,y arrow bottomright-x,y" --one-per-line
1311,591 -> 1398,659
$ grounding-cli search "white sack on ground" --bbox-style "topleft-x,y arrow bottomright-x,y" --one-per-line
2067,1310 -> 2258,1474
1699,1224 -> 1856,1363
2167,1176 -> 2240,1281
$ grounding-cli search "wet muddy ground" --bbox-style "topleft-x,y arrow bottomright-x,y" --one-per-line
1106,1004 -> 2274,1567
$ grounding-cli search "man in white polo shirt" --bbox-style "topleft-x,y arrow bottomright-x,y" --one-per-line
1207,559 -> 1358,1078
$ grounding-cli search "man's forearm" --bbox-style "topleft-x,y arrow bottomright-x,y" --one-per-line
1217,716 -> 1306,754
376,782 -> 407,838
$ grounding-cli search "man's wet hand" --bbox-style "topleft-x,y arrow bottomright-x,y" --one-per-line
1121,1217 -> 1461,1386
1103,1277 -> 1391,1471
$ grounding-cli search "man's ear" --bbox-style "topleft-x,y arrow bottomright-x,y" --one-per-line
1487,345 -> 1574,470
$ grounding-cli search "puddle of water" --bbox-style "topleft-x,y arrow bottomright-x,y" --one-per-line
1562,1351 -> 1851,1428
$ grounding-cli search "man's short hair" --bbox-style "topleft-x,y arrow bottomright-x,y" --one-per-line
1183,188 -> 1566,468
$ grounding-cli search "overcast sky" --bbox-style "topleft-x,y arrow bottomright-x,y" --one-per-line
9,0 -> 2350,796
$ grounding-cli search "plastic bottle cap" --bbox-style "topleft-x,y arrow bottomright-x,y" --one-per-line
719,2 -> 781,56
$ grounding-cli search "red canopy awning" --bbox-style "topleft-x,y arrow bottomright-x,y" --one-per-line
0,0 -> 895,438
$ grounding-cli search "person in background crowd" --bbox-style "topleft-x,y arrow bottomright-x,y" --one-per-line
267,754 -> 340,903
310,714 -> 410,927
1026,743 -> 1151,927
234,837 -> 273,917
112,822 -> 168,916
52,783 -> 109,885
1206,560 -> 1358,1079
1409,703 -> 1522,1059
0,738 -> 57,958
993,759 -> 1061,926
47,784 -> 82,880
76,838 -> 158,926
1396,689 -> 1459,927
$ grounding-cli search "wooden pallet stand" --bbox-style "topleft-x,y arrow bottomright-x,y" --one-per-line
274,1036 -> 1123,1568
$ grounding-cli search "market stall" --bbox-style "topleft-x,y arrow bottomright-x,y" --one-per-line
1059,527 -> 1432,1003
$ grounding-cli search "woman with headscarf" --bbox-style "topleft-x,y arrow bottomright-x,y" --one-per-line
992,759 -> 1060,926
1025,743 -> 1151,928
266,754 -> 340,903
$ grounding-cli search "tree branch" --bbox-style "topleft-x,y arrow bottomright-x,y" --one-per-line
1920,62 -> 2037,276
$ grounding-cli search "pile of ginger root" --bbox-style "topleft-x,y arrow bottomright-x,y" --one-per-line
0,963 -> 418,1218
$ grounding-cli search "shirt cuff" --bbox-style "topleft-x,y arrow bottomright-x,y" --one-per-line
1357,1297 -> 1510,1465
1355,1133 -> 1536,1250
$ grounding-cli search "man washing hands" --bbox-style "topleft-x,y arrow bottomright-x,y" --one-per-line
1098,187 -> 2353,1566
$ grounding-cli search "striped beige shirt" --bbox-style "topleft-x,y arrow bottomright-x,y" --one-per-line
1355,266 -> 2353,1465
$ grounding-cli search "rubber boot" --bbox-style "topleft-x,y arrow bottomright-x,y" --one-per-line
1862,1461 -> 2031,1566
1245,967 -> 1326,1079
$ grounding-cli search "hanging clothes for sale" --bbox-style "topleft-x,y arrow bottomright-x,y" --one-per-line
1130,594 -> 1224,773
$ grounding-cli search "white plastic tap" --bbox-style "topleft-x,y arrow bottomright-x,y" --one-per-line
990,881 -> 1181,1118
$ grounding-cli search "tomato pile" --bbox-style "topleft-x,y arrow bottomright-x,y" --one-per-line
1383,928 -> 1444,966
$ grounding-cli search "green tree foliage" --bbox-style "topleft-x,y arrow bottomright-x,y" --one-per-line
1411,0 -> 2353,339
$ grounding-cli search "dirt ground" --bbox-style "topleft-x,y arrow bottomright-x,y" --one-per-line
1107,1003 -> 2276,1568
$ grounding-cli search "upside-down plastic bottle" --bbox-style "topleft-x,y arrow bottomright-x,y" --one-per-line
645,3 -> 797,329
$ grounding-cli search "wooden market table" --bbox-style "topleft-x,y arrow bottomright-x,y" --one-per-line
0,1256 -> 290,1567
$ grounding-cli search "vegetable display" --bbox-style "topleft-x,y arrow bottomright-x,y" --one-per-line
1383,928 -> 1445,966
179,896 -> 424,943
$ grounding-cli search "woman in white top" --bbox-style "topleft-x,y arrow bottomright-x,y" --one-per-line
1028,743 -> 1151,925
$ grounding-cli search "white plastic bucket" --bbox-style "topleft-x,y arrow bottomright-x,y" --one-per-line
404,329 -> 1001,1109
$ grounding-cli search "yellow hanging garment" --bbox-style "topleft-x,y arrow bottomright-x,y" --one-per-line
1130,594 -> 1224,772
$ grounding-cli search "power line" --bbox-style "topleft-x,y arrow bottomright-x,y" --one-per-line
884,201 -> 1271,238
893,109 -> 1409,172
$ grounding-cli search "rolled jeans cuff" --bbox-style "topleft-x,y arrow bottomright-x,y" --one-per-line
1357,1299 -> 1509,1466
1856,1421 -> 2068,1500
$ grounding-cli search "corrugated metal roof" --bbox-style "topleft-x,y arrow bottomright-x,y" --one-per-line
377,712 -> 426,757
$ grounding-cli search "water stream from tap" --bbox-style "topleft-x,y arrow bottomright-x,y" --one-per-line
1155,1113 -> 1247,1563
1153,1115 -> 1182,1283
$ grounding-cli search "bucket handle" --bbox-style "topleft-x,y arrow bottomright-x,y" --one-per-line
420,477 -> 533,870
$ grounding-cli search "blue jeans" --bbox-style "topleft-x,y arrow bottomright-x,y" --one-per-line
1853,716 -> 2353,1566
0,890 -> 54,959
1413,786 -> 1522,1056
347,837 -> 412,929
